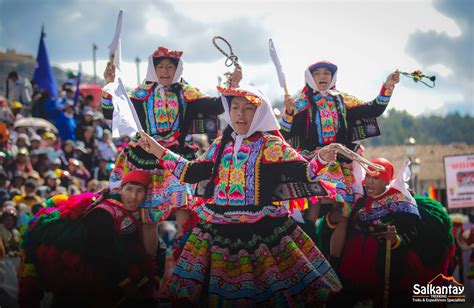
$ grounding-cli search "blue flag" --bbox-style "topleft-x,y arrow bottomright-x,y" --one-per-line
32,27 -> 58,99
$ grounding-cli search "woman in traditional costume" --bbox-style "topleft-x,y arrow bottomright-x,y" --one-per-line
280,61 -> 399,266
102,47 -> 241,257
136,83 -> 342,306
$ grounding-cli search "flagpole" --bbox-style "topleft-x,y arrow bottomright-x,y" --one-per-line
92,43 -> 98,83
135,56 -> 140,85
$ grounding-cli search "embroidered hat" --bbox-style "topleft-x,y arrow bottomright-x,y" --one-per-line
308,61 -> 338,75
216,86 -> 263,106
152,47 -> 183,59
121,170 -> 151,187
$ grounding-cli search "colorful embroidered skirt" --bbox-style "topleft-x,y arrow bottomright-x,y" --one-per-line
110,146 -> 193,223
166,214 -> 342,306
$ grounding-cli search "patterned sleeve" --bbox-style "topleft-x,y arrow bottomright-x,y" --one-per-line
101,90 -> 114,120
182,83 -> 224,117
261,134 -> 326,183
279,92 -> 310,139
158,139 -> 220,184
344,85 -> 393,120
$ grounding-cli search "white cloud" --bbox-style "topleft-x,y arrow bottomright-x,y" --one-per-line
145,11 -> 169,37
46,0 -> 472,116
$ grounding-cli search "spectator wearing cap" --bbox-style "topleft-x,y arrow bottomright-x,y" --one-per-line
11,101 -> 24,120
80,125 -> 98,161
42,131 -> 57,148
93,111 -> 105,139
58,140 -> 75,168
0,205 -> 20,258
50,157 -> 62,172
93,157 -> 111,182
6,71 -> 33,114
67,158 -> 91,190
29,135 -> 42,151
97,129 -> 117,162
59,83 -> 76,108
41,171 -> 62,199
76,108 -> 95,141
29,150 -> 39,171
15,148 -> 33,173
74,140 -> 94,170
44,171 -> 59,189
12,180 -> 42,207
16,133 -> 30,149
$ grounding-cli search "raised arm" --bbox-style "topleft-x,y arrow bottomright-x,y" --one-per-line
135,130 -> 216,184
101,61 -> 116,120
345,70 -> 400,120
277,144 -> 337,183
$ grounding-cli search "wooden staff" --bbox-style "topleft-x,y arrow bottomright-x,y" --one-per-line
383,239 -> 392,308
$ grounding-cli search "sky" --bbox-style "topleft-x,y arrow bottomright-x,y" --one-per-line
1,0 -> 473,116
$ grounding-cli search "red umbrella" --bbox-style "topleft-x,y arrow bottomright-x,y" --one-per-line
79,84 -> 102,108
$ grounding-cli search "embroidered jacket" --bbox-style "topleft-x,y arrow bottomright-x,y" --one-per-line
158,132 -> 335,224
102,81 -> 223,150
280,85 -> 393,151
353,187 -> 420,248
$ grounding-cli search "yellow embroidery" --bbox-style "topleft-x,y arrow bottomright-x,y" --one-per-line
343,94 -> 367,109
184,88 -> 199,101
263,144 -> 283,162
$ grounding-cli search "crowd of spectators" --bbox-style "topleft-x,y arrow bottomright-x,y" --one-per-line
0,71 -> 131,260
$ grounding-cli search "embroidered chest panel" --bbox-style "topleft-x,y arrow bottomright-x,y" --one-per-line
145,89 -> 181,135
214,138 -> 263,206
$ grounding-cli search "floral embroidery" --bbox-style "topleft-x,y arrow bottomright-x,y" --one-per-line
135,88 -> 148,99
160,150 -> 180,171
314,95 -> 338,144
230,168 -> 245,183
184,88 -> 199,101
342,94 -> 367,109
263,144 -> 283,162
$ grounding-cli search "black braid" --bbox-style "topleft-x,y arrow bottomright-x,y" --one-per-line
204,125 -> 234,199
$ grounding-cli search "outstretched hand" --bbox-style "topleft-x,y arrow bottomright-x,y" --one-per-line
385,70 -> 400,89
134,131 -> 166,159
283,94 -> 294,115
319,145 -> 338,163
103,61 -> 116,84
228,67 -> 242,89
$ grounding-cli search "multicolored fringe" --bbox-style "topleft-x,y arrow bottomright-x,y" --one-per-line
166,216 -> 341,306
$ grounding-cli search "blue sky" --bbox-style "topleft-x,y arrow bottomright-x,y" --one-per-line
1,0 -> 472,116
